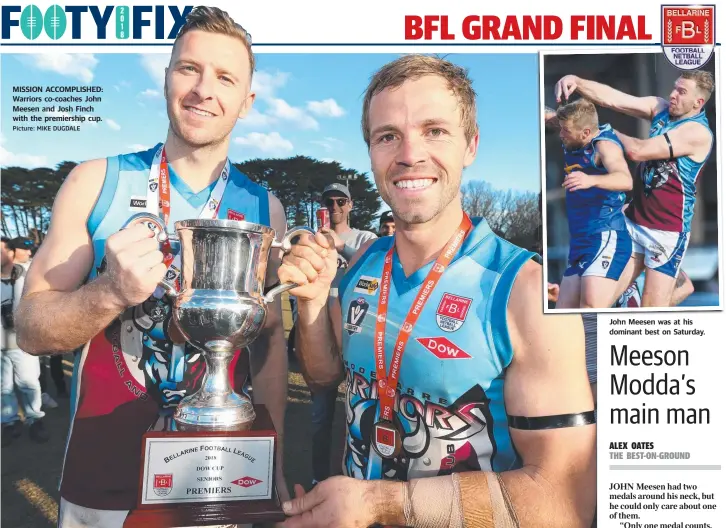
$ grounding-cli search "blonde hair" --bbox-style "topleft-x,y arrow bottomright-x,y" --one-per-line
173,6 -> 254,77
361,55 -> 478,146
556,98 -> 599,130
679,70 -> 715,103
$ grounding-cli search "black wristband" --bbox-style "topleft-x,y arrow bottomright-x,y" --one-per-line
664,132 -> 674,159
508,411 -> 596,430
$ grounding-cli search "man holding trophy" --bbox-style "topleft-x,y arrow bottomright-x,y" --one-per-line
16,7 -> 291,527
278,55 -> 597,527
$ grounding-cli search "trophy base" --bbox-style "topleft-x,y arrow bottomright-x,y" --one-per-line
123,486 -> 283,527
175,389 -> 257,430
125,405 -> 284,527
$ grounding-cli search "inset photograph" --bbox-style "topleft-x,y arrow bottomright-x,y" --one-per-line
540,50 -> 720,312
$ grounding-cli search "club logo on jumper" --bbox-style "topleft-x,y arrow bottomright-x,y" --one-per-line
231,476 -> 262,488
345,297 -> 369,335
165,266 -> 179,282
227,209 -> 245,221
435,293 -> 472,332
153,474 -> 173,496
416,337 -> 472,359
1,5 -> 193,42
661,5 -> 715,70
354,276 -> 380,296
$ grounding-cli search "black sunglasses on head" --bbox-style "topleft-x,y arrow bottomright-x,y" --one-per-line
324,198 -> 349,207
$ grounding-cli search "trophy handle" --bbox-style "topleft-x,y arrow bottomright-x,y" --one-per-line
122,213 -> 179,297
264,226 -> 316,303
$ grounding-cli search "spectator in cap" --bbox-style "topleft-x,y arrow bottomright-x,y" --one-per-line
378,211 -> 395,237
10,238 -> 34,269
319,184 -> 378,294
308,183 -> 377,486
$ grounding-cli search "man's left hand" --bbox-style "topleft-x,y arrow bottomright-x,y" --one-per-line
563,171 -> 594,192
282,476 -> 380,528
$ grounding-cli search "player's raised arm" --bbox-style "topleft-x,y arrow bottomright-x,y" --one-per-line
555,74 -> 666,121
15,160 -> 167,355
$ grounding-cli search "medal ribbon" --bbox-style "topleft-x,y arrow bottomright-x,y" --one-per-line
374,213 -> 472,422
147,145 -> 231,293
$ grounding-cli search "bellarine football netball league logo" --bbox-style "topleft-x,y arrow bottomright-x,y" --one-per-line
661,5 -> 715,70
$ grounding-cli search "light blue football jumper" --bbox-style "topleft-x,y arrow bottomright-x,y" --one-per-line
624,108 -> 713,278
61,144 -> 271,511
627,108 -> 713,233
338,218 -> 534,482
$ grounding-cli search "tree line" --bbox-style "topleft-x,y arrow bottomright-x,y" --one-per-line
1,157 -> 540,250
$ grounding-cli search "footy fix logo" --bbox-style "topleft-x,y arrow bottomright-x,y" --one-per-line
1,4 -> 193,41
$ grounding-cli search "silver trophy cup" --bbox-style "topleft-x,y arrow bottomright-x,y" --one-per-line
125,213 -> 313,430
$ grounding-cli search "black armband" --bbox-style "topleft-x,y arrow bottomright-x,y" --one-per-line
664,132 -> 674,159
508,410 -> 596,430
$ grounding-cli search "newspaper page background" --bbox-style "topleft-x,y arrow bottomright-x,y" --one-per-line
1,1 -> 723,527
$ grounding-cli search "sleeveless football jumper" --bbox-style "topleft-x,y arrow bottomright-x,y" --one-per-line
338,218 -> 534,481
60,144 -> 270,510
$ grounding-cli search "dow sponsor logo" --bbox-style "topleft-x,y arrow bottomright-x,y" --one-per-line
227,209 -> 245,221
231,476 -> 262,488
416,336 -> 472,359
1,4 -> 193,41
129,197 -> 147,209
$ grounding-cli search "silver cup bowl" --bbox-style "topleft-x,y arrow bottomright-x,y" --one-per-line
124,214 -> 312,430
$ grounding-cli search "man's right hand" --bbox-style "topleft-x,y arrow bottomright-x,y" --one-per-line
278,232 -> 338,303
103,223 -> 168,309
555,75 -> 579,104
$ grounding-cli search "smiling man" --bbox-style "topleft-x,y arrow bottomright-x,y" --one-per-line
278,55 -> 595,528
15,7 -> 289,527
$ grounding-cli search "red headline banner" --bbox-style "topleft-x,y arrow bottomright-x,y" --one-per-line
404,15 -> 655,41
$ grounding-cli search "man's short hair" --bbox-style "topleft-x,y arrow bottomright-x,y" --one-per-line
556,98 -> 599,131
361,54 -> 478,147
1,237 -> 11,247
679,70 -> 715,104
173,6 -> 255,78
